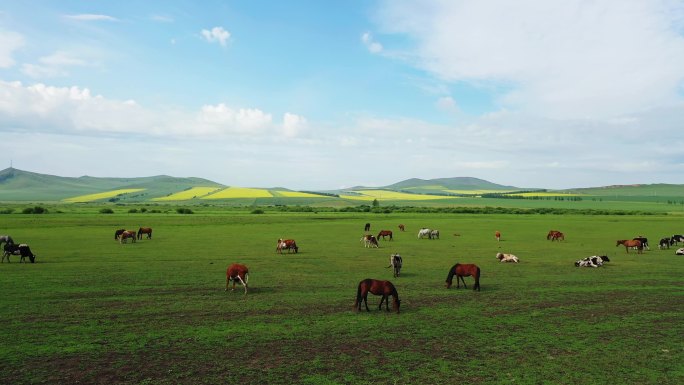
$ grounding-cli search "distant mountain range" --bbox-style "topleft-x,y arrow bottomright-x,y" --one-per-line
1,167 -> 682,202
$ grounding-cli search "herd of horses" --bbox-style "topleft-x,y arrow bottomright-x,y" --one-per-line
114,227 -> 153,244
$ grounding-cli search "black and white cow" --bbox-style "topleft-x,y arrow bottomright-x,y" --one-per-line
574,255 -> 610,268
386,254 -> 403,277
671,235 -> 684,245
2,243 -> 36,263
659,237 -> 672,249
675,248 -> 684,255
633,237 -> 649,250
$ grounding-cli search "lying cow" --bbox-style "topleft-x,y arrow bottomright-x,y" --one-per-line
574,255 -> 610,268
360,234 -> 379,248
2,243 -> 36,263
386,254 -> 403,277
676,248 -> 684,255
496,252 -> 519,263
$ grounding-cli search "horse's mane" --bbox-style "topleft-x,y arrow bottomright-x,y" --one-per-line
445,263 -> 459,283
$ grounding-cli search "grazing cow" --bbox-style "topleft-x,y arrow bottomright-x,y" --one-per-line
675,248 -> 684,255
671,235 -> 684,245
495,231 -> 501,241
633,236 -> 649,250
276,239 -> 299,254
364,223 -> 371,232
496,252 -> 519,263
226,263 -> 249,294
360,234 -> 379,248
574,255 -> 610,268
418,228 -> 432,239
137,227 -> 152,240
118,230 -> 137,244
398,224 -> 405,232
659,237 -> 672,249
386,254 -> 403,277
2,243 -> 36,263
430,230 -> 440,240
377,230 -> 393,241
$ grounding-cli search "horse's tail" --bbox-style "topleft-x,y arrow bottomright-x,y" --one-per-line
353,281 -> 363,311
474,266 -> 481,291
445,263 -> 458,288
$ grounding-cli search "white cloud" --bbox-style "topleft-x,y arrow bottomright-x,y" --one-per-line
282,112 -> 308,137
201,26 -> 231,46
197,104 -> 272,134
21,51 -> 89,78
377,0 -> 684,119
0,30 -> 24,68
436,96 -> 458,112
64,14 -> 118,22
361,32 -> 383,53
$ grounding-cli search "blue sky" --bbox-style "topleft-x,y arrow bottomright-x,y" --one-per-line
1,0 -> 683,190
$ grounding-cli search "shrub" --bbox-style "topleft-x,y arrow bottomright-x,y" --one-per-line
176,208 -> 194,214
128,208 -> 139,213
0,208 -> 14,214
251,209 -> 265,214
22,206 -> 47,214
99,208 -> 114,214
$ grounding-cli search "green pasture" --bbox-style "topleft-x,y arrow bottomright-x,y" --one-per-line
0,211 -> 682,384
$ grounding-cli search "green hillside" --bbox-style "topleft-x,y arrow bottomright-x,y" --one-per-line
378,177 -> 522,194
0,168 -> 224,202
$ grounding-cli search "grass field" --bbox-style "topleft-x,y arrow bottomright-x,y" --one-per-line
0,210 -> 681,384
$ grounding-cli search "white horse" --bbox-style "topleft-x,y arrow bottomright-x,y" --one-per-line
418,228 -> 432,239
496,252 -> 519,263
430,230 -> 440,239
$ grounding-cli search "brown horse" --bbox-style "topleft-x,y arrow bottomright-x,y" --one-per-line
118,230 -> 137,244
547,230 -> 560,240
226,263 -> 249,294
616,239 -> 642,254
495,231 -> 501,241
551,232 -> 565,241
445,263 -> 481,291
377,230 -> 393,241
114,229 -> 126,240
137,227 -> 152,240
354,279 -> 400,313
398,224 -> 405,232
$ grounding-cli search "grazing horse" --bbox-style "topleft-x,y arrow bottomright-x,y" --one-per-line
445,263 -> 481,291
0,235 -> 14,246
496,252 -> 519,263
398,224 -> 405,232
114,229 -> 126,240
659,237 -> 671,249
118,230 -> 137,244
547,230 -> 561,240
354,278 -> 400,313
364,223 -> 371,232
2,243 -> 36,263
495,231 -> 501,241
551,232 -> 565,241
418,228 -> 432,239
377,230 -> 393,241
430,230 -> 440,239
360,234 -> 379,248
386,254 -> 403,277
137,227 -> 152,240
226,263 -> 249,294
616,239 -> 642,254
276,239 -> 299,254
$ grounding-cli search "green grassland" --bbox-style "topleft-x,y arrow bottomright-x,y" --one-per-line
0,209 -> 681,384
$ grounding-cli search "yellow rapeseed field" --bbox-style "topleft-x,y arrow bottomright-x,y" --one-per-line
63,189 -> 146,202
444,189 -> 512,195
340,190 -> 448,201
202,187 -> 273,199
509,192 -> 582,197
275,191 -> 327,198
152,187 -> 223,201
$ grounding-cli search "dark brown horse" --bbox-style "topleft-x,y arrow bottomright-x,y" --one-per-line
445,263 -> 481,291
114,229 -> 125,240
377,230 -> 393,241
226,263 -> 249,294
354,279 -> 400,313
616,239 -> 642,254
364,223 -> 371,232
137,227 -> 152,240
398,224 -> 405,232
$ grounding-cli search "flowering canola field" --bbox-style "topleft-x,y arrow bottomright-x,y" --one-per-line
63,189 -> 145,203
153,187 -> 222,201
